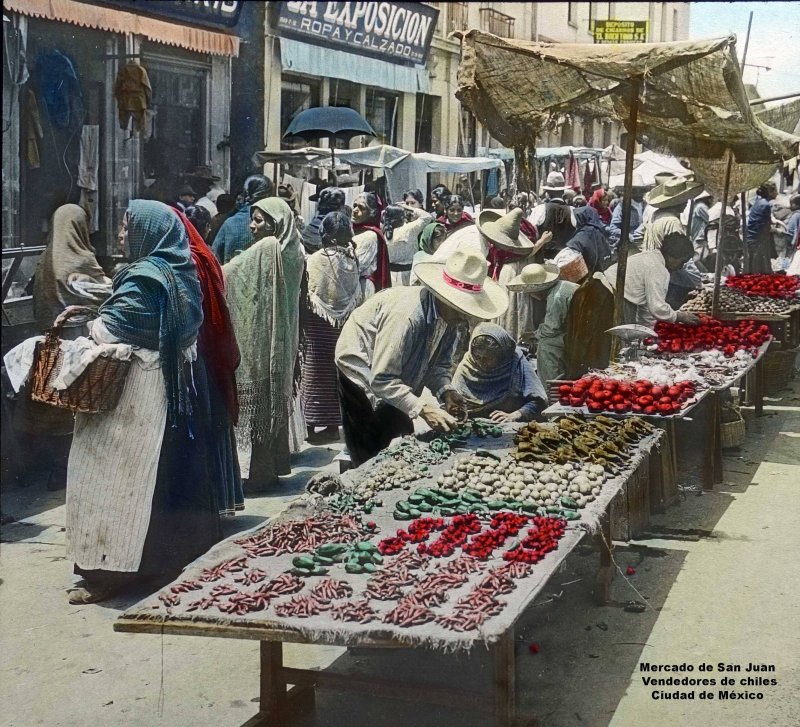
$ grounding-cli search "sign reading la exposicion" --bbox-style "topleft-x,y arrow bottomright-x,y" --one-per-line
275,2 -> 439,66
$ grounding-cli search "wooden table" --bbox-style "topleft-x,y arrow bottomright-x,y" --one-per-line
114,430 -> 664,727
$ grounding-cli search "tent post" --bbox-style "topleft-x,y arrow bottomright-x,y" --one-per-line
330,144 -> 338,184
740,191 -> 749,271
611,77 -> 643,355
712,151 -> 734,317
481,169 -> 486,210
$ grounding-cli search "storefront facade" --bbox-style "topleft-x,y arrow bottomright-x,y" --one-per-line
2,0 -> 240,333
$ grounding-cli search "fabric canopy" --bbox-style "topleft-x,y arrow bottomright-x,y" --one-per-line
456,31 -> 797,166
5,0 -> 239,56
253,144 -> 502,203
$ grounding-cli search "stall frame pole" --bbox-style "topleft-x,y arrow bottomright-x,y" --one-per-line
712,150 -> 734,317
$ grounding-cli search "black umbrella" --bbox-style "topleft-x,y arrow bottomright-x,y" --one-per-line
283,106 -> 375,183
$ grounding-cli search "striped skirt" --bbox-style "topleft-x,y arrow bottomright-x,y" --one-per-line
300,311 -> 343,427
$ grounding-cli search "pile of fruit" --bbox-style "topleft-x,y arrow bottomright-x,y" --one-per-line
557,375 -> 696,415
653,319 -> 771,357
682,287 -> 794,314
725,274 -> 799,300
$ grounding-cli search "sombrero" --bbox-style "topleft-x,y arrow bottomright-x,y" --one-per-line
543,171 -> 566,192
415,250 -> 509,320
476,207 -> 534,253
506,263 -> 560,293
646,175 -> 704,208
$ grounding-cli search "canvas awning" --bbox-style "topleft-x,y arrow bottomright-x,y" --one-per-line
5,0 -> 239,57
456,31 -> 797,165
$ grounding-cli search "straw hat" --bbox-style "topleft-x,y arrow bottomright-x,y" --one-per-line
653,171 -> 679,185
646,175 -> 705,209
476,207 -> 534,252
543,171 -> 566,192
415,250 -> 509,320
506,263 -> 560,293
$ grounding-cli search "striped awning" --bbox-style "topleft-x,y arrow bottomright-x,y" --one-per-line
5,0 -> 239,57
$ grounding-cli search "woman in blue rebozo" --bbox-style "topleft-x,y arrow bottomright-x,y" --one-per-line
65,199 -> 220,604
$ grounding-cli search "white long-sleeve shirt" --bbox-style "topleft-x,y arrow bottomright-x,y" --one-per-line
596,250 -> 677,326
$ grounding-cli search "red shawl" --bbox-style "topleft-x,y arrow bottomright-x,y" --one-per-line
174,208 -> 241,423
589,189 -> 611,225
353,222 -> 391,292
519,218 -> 539,244
487,245 -> 530,281
437,211 -> 474,232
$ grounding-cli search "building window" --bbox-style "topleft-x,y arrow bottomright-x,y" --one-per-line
280,76 -> 320,149
479,8 -> 515,38
602,122 -> 612,148
447,2 -> 469,35
568,2 -> 577,27
366,88 -> 399,147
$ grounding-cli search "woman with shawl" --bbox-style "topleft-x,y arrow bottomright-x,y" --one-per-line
452,323 -> 547,423
173,207 -> 243,515
409,221 -> 448,284
352,191 -> 391,299
66,200 -> 219,604
382,203 -> 434,286
33,204 -> 111,332
212,175 -> 273,264
223,197 -> 304,493
563,206 -> 614,274
437,194 -> 474,236
300,211 -> 362,443
588,188 -> 612,225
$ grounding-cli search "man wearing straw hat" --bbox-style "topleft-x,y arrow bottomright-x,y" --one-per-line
507,263 -> 578,385
608,172 -> 652,249
335,249 -> 509,467
421,207 -> 549,343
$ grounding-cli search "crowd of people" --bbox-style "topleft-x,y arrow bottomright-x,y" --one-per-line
11,160 -> 798,604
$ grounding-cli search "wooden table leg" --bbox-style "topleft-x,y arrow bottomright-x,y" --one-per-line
493,632 -> 516,727
754,356 -> 765,417
703,393 -> 718,490
594,509 -> 614,606
713,394 -> 723,484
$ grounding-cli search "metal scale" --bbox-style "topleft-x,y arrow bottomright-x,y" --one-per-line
606,324 -> 657,363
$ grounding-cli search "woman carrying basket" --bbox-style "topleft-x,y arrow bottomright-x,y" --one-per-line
66,200 -> 220,604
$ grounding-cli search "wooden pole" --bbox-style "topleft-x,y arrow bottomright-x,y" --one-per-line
741,11 -> 754,77
740,190 -> 749,271
611,77 -> 643,357
330,143 -> 338,184
712,150 -> 734,317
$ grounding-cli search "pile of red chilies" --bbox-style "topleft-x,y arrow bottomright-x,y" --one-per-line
726,273 -> 800,299
504,516 -> 567,564
235,514 -> 366,557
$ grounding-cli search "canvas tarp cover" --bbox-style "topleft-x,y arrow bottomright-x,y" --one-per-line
456,32 -> 798,168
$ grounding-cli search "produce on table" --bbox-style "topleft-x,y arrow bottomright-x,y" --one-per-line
557,374 -> 696,416
349,459 -> 429,503
682,286 -> 794,314
725,273 -> 800,300
235,514 -> 368,557
653,319 -> 771,356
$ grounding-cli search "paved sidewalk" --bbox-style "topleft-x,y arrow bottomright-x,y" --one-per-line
1,385 -> 798,727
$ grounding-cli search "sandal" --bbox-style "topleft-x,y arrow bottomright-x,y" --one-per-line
67,580 -> 119,605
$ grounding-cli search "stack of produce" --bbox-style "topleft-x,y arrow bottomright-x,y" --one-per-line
653,319 -> 771,357
616,352 -> 754,389
557,375 -> 697,415
725,274 -> 800,300
682,287 -> 794,314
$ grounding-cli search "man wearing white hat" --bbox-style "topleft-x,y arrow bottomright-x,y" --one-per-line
335,249 -> 509,466
528,171 -> 577,255
607,172 -> 652,249
507,263 -> 578,385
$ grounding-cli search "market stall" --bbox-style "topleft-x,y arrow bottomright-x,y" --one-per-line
116,419 -> 665,726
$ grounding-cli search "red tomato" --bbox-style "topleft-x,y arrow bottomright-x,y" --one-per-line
638,395 -> 653,406
651,386 -> 664,398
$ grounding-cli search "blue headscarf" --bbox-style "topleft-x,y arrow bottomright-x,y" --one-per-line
567,206 -> 613,273
100,200 -> 203,426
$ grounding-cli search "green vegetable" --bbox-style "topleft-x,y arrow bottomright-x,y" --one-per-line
310,566 -> 329,576
560,496 -> 579,510
362,562 -> 377,573
487,500 -> 508,510
416,501 -> 433,513
371,552 -> 384,564
345,562 -> 364,574
546,505 -> 562,514
408,493 -> 425,505
292,555 -> 317,570
561,510 -> 581,521
356,541 -> 375,552
314,555 -> 335,566
290,567 -> 312,577
409,508 -> 422,518
395,500 -> 412,514
393,509 -> 412,520
317,543 -> 347,557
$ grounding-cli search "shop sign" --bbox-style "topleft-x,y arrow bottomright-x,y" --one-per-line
591,20 -> 649,44
275,2 -> 439,66
98,1 -> 242,30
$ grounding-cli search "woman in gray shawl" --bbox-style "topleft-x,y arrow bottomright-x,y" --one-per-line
223,197 -> 304,492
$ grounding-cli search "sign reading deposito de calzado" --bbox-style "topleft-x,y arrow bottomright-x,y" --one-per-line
591,20 -> 649,44
275,2 -> 439,66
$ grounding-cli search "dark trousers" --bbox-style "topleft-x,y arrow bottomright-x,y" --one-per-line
337,371 -> 414,468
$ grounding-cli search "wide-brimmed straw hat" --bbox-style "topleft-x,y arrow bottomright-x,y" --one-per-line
646,175 -> 705,209
543,171 -> 566,192
506,263 -> 560,292
415,250 -> 509,320
476,207 -> 534,253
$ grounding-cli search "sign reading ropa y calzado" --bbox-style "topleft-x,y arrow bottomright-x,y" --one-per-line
275,2 -> 439,66
591,20 -> 649,44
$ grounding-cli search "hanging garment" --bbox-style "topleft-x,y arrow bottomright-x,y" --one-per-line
564,154 -> 581,192
24,89 -> 43,168
35,50 -> 82,129
582,160 -> 594,197
114,62 -> 152,133
78,125 -> 100,232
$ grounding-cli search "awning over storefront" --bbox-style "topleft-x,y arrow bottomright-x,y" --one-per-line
5,0 -> 240,57
280,37 -> 430,95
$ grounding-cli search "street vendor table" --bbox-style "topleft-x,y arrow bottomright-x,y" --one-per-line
115,426 -> 664,727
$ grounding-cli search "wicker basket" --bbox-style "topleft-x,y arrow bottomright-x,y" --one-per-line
719,405 -> 746,449
762,349 -> 797,395
559,254 -> 589,283
29,306 -> 131,414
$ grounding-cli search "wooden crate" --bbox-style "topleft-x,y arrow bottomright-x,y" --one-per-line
648,425 -> 678,513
